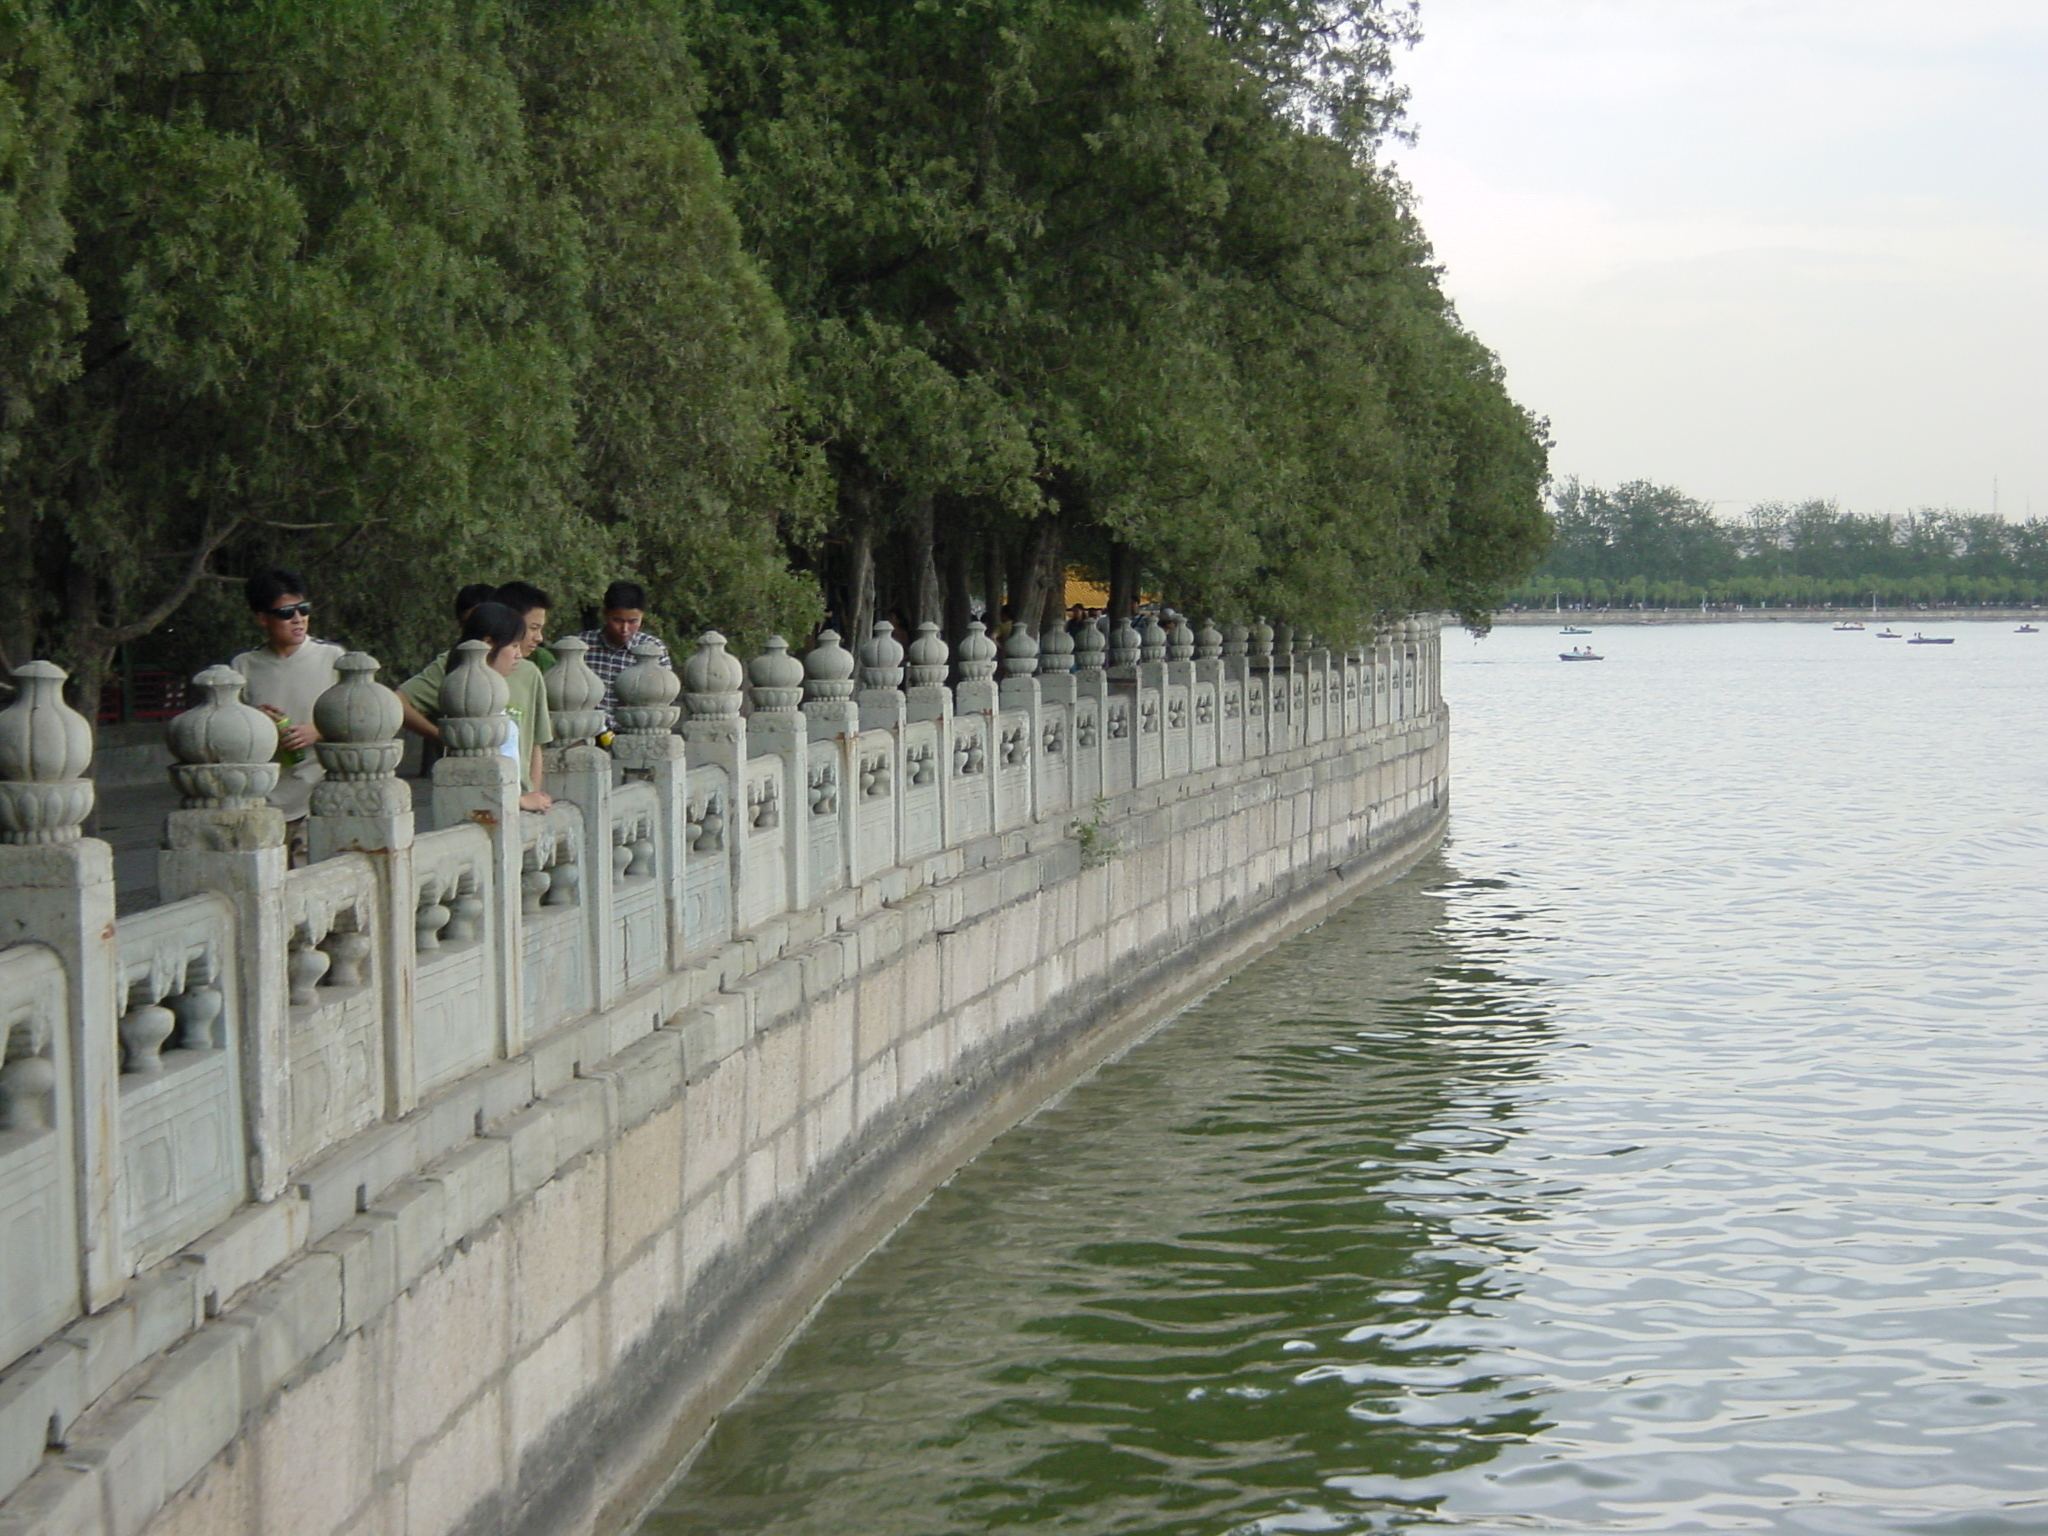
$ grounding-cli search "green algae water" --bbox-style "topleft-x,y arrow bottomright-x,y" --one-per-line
637,622 -> 2048,1535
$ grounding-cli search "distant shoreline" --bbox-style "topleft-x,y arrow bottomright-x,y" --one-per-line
1487,607 -> 2042,628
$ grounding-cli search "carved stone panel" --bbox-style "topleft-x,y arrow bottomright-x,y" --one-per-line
0,944 -> 79,1373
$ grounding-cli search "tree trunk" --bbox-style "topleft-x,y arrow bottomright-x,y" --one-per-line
1011,515 -> 1061,643
904,491 -> 941,628
846,519 -> 876,649
1108,538 -> 1139,622
1036,518 -> 1067,636
980,537 -> 1006,627
941,526 -> 974,661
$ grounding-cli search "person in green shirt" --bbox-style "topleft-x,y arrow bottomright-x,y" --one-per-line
399,601 -> 554,810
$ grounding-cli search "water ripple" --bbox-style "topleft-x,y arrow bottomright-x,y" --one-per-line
638,625 -> 2048,1536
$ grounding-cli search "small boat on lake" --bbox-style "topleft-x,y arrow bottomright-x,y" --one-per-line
1875,629 -> 1902,638
1559,647 -> 1604,661
2019,625 -> 2040,633
1833,621 -> 1865,631
1560,626 -> 1591,635
1906,633 -> 1954,645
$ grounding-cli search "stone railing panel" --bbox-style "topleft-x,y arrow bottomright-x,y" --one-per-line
521,803 -> 590,1039
609,780 -> 666,994
113,892 -> 244,1270
850,729 -> 899,883
1069,692 -> 1103,806
280,855 -> 385,1170
1163,683 -> 1192,778
411,823 -> 497,1095
1190,679 -> 1219,771
1102,694 -> 1134,797
805,750 -> 846,898
0,942 -> 78,1376
949,715 -> 992,841
1036,701 -> 1071,818
898,720 -> 943,862
682,765 -> 734,957
994,708 -> 1034,830
738,753 -> 790,931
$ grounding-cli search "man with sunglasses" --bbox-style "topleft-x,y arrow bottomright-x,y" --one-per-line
231,568 -> 346,862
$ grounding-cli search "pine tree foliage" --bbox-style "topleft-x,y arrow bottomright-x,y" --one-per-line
0,0 -> 1549,702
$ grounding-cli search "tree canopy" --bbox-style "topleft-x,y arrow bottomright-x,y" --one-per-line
0,0 -> 1550,707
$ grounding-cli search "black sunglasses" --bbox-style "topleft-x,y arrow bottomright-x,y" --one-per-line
262,602 -> 312,619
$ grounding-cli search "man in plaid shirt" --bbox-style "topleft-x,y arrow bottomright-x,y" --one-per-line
574,581 -> 671,722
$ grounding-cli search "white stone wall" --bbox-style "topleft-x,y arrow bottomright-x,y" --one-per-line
0,619 -> 1448,1536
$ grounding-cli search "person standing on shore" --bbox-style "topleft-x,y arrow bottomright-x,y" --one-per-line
572,580 -> 670,723
230,568 -> 346,864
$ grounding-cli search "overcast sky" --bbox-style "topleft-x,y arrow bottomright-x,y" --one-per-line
1389,0 -> 2048,518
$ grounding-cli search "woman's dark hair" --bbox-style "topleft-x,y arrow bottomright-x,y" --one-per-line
446,601 -> 526,672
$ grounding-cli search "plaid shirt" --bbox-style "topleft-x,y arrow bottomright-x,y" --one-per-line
573,628 -> 670,716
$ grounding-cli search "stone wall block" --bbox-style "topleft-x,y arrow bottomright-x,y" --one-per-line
607,1101 -> 685,1264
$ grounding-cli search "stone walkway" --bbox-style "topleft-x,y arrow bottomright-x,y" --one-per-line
96,777 -> 435,913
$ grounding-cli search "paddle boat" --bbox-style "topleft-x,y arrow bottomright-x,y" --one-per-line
1558,646 -> 1604,661
1875,629 -> 1902,638
2018,624 -> 2039,634
1560,625 -> 1591,635
1906,633 -> 1954,645
1833,621 -> 1864,631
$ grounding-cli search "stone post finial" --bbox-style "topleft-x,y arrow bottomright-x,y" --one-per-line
1073,620 -> 1106,674
1137,614 -> 1167,665
309,653 -> 406,818
438,640 -> 511,755
1222,623 -> 1249,660
0,660 -> 96,843
803,630 -> 856,704
1248,618 -> 1274,664
1001,622 -> 1039,678
858,620 -> 905,692
1166,613 -> 1195,663
682,631 -> 745,722
1196,619 -> 1223,661
1273,623 -> 1295,661
905,621 -> 949,688
1039,622 -> 1075,675
748,636 -> 805,715
614,639 -> 682,735
165,665 -> 281,809
1108,616 -> 1141,669
956,621 -> 998,684
545,636 -> 609,746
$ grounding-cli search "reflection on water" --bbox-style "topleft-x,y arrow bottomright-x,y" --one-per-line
640,624 -> 2048,1536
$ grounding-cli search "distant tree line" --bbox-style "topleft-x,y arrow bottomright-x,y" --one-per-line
1509,480 -> 2048,610
0,0 -> 1551,708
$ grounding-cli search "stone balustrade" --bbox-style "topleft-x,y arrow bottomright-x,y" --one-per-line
0,612 -> 1445,1535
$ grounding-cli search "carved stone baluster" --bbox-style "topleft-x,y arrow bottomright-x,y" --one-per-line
286,924 -> 332,1007
324,915 -> 370,988
117,977 -> 176,1077
415,880 -> 450,952
167,955 -> 224,1051
0,1028 -> 56,1131
445,876 -> 482,943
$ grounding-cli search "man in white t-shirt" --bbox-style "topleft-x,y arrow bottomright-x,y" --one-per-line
230,568 -> 346,861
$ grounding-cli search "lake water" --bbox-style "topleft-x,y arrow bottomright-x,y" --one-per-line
635,621 -> 2048,1536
